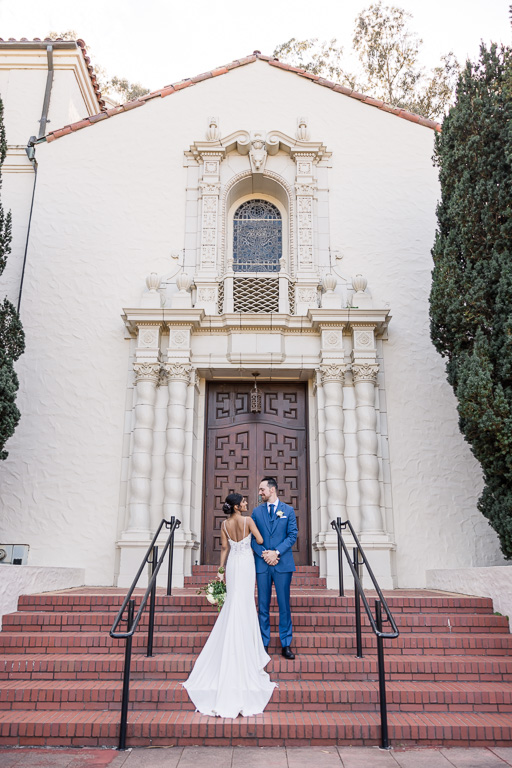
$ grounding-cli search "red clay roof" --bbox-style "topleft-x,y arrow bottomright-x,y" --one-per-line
40,51 -> 441,143
0,37 -> 105,109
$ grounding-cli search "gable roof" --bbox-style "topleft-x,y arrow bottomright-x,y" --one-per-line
40,51 -> 441,144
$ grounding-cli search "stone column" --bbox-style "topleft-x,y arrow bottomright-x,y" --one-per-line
126,362 -> 161,534
352,362 -> 382,533
321,363 -> 347,521
163,362 -> 191,520
351,323 -> 396,589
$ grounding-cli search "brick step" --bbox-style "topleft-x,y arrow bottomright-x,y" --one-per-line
16,590 -> 495,614
1,708 -> 511,747
1,679 -> 511,713
1,630 -> 511,655
2,652 -> 511,682
185,577 -> 328,587
4,610 -> 508,634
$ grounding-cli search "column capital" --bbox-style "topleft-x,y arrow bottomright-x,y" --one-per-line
133,362 -> 161,385
352,363 -> 379,385
321,363 -> 347,384
163,362 -> 192,383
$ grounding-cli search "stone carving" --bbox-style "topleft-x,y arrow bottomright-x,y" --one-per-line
356,332 -> 371,346
352,274 -> 368,292
295,183 -> 317,196
296,116 -> 310,141
323,274 -> 337,292
297,287 -> 318,304
352,363 -> 379,385
197,287 -> 216,302
325,331 -> 340,346
199,182 -> 221,195
249,131 -> 267,173
133,362 -> 161,384
164,362 -> 192,382
170,330 -> 187,348
145,272 -> 161,292
321,364 -> 346,383
141,330 -> 157,347
206,117 -> 220,141
176,272 -> 192,293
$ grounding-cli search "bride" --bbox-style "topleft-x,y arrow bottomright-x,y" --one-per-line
183,492 -> 276,717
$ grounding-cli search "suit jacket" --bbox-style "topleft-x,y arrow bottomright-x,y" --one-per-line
251,500 -> 298,573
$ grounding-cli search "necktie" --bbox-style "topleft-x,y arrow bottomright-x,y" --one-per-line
269,504 -> 275,521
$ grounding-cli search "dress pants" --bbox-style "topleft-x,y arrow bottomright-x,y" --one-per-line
256,569 -> 293,648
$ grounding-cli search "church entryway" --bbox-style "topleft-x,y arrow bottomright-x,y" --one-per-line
202,381 -> 310,565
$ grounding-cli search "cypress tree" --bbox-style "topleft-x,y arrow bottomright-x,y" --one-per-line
0,95 -> 25,460
430,44 -> 512,558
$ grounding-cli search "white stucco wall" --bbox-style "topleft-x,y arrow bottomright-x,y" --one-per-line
0,59 -> 504,586
426,567 -> 512,629
0,565 -> 84,629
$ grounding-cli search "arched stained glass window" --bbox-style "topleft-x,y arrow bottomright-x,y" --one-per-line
233,199 -> 282,272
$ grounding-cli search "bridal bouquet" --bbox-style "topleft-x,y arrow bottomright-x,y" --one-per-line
197,569 -> 226,611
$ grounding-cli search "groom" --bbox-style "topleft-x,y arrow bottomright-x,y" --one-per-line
252,476 -> 298,659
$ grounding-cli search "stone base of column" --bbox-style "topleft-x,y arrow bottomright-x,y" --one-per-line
153,528 -> 199,589
116,532 -> 152,589
357,533 -> 397,590
314,530 -> 397,590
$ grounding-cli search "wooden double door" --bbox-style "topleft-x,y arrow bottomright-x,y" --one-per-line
203,382 -> 310,565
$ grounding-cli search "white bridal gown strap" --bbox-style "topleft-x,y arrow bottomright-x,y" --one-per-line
183,517 -> 276,717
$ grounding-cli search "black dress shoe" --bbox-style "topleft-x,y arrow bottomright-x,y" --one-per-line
281,646 -> 295,660
264,646 -> 269,653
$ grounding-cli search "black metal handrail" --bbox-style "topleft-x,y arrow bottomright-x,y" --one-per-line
331,517 -> 399,749
109,516 -> 180,750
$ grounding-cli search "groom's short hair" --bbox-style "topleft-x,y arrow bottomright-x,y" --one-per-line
262,476 -> 278,490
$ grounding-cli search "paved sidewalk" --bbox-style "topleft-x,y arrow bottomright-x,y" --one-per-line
1,747 -> 512,768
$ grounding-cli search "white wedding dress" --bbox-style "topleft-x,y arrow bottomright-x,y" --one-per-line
183,518 -> 276,717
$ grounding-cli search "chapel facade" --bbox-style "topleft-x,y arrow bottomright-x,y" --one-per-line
0,42 -> 506,591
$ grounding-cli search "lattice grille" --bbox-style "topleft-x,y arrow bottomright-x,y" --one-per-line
288,280 -> 296,315
217,281 -> 224,314
233,278 -> 279,313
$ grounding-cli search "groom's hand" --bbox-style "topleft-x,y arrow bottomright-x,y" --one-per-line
262,549 -> 280,566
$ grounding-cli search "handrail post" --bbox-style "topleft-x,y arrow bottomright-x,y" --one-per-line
375,599 -> 390,750
353,547 -> 363,658
336,517 -> 344,597
147,545 -> 158,657
167,516 -> 175,596
118,599 -> 134,751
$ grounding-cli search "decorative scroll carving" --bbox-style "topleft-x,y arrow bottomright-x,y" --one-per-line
321,364 -> 346,384
352,363 -> 379,385
164,362 -> 192,383
133,362 -> 161,385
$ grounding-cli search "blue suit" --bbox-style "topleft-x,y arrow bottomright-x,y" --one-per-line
251,500 -> 298,648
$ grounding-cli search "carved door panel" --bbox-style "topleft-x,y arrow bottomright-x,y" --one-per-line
203,382 -> 309,565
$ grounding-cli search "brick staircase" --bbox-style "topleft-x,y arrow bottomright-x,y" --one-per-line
0,565 -> 511,748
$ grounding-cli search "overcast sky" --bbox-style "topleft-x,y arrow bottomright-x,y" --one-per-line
0,0 -> 509,91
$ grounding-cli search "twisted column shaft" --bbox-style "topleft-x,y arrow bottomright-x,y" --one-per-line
163,363 -> 191,520
127,363 -> 160,533
352,364 -> 383,533
321,364 -> 347,521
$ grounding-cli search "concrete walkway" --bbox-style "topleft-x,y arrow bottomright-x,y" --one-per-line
1,747 -> 512,768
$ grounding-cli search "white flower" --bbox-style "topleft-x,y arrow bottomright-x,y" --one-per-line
276,509 -> 284,518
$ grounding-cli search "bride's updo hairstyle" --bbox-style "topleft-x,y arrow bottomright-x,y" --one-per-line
222,492 -> 243,515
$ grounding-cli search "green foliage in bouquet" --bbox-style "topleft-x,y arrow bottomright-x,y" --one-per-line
197,578 -> 227,612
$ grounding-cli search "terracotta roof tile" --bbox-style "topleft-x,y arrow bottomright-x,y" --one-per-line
0,38 -> 105,109
40,51 -> 442,143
